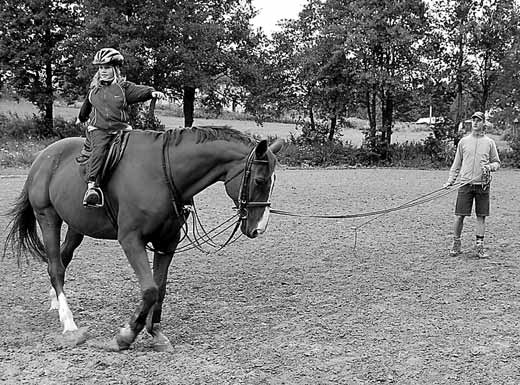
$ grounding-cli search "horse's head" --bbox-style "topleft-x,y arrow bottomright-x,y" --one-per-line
225,139 -> 284,238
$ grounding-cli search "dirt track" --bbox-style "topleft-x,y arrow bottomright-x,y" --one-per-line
1,167 -> 520,384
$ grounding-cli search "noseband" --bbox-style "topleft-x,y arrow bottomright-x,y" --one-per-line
224,147 -> 273,220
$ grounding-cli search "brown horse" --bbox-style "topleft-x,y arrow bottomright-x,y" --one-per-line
4,126 -> 283,351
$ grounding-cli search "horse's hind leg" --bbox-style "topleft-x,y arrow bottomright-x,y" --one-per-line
49,228 -> 84,310
35,208 -> 80,335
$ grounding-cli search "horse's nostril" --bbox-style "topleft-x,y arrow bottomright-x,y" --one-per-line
251,229 -> 258,238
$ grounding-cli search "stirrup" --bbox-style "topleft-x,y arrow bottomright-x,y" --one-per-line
83,187 -> 104,208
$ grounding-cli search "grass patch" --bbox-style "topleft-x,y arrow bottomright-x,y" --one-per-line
0,139 -> 51,168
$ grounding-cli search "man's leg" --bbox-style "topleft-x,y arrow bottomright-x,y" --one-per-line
450,185 -> 473,256
474,184 -> 490,258
450,215 -> 464,256
476,215 -> 486,237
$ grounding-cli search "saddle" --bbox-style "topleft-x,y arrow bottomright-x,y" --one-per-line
76,130 -> 131,190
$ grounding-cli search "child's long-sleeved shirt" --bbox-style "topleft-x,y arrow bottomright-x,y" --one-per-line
447,132 -> 501,185
78,80 -> 154,132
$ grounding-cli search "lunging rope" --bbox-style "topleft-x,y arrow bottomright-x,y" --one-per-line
270,177 -> 484,252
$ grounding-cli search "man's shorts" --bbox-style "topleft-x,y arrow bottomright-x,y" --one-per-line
455,184 -> 490,217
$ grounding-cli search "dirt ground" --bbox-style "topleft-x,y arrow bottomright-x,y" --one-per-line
1,167 -> 520,384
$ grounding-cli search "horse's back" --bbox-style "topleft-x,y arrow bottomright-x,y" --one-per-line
25,137 -> 118,236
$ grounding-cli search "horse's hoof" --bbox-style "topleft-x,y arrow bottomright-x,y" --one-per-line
87,336 -> 128,352
57,327 -> 89,347
103,336 -> 128,352
153,340 -> 173,352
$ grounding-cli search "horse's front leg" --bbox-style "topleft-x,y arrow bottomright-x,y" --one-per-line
146,248 -> 175,352
106,232 -> 158,351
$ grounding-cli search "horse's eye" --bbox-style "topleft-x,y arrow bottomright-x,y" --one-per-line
255,177 -> 268,185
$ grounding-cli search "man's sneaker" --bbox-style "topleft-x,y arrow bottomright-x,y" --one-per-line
449,239 -> 462,256
475,242 -> 489,259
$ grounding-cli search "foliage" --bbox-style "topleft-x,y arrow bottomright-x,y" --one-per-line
501,136 -> 520,167
0,139 -> 52,168
277,130 -> 457,169
0,0 -> 82,129
0,112 -> 54,139
128,103 -> 166,132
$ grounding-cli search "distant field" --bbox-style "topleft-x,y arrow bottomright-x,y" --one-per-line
3,99 -> 507,148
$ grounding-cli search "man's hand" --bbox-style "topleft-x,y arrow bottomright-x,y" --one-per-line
152,91 -> 166,99
442,182 -> 453,189
482,164 -> 491,173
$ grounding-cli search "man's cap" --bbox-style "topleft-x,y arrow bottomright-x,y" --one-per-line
471,111 -> 485,121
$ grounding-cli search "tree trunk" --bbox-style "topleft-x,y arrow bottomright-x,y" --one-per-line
480,54 -> 491,112
309,105 -> 315,132
381,92 -> 393,146
183,85 -> 195,127
44,59 -> 54,132
366,88 -> 377,148
43,27 -> 54,137
328,115 -> 337,141
454,20 -> 465,141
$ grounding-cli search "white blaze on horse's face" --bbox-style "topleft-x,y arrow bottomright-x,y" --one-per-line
253,173 -> 276,236
225,139 -> 283,239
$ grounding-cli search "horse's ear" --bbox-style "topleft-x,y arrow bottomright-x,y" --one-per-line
255,140 -> 268,158
268,139 -> 284,154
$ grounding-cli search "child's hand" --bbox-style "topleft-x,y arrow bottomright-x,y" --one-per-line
152,91 -> 166,99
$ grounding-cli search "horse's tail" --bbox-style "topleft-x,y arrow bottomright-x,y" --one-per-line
3,183 -> 47,264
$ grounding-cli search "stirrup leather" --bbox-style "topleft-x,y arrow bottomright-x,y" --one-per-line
83,186 -> 105,208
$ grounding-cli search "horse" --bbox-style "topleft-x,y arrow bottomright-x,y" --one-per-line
4,126 -> 283,351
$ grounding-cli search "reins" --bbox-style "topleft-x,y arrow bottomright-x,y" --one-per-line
151,137 -> 262,255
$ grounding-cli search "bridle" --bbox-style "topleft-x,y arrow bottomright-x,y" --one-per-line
225,146 -> 274,221
156,134 -> 275,255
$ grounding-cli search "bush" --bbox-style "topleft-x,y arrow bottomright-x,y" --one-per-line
54,117 -> 83,138
129,103 -> 166,131
0,139 -> 52,167
276,130 -> 457,168
501,136 -> 520,168
0,112 -> 81,139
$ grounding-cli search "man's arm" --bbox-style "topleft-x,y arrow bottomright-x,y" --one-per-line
445,141 -> 463,186
488,140 -> 501,172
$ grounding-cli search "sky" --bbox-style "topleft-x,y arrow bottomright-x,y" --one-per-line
251,0 -> 307,35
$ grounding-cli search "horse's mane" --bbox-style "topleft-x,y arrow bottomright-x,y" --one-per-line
169,126 -> 258,147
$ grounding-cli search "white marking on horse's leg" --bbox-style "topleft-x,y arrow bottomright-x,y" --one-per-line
49,286 -> 59,310
120,323 -> 134,340
57,293 -> 78,333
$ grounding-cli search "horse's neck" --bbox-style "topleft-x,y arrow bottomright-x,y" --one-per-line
172,141 -> 248,200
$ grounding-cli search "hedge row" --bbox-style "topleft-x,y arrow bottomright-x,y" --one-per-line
1,113 -> 519,169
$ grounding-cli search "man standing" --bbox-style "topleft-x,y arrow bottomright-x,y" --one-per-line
443,111 -> 501,258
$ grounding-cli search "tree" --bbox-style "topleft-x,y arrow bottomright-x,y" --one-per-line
71,0 -> 257,127
267,0 -> 356,140
467,0 -> 519,111
268,0 -> 326,130
324,0 -> 428,154
171,0 -> 257,126
0,0 -> 81,132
